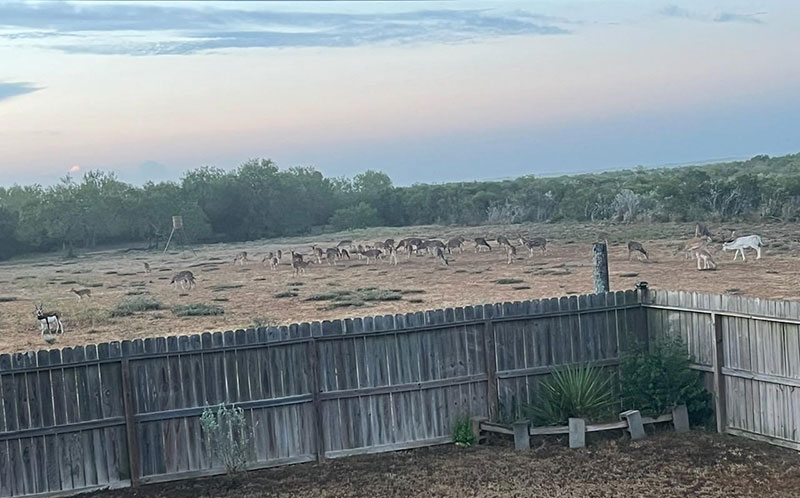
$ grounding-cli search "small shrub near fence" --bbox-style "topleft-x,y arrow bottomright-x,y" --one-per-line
200,404 -> 254,476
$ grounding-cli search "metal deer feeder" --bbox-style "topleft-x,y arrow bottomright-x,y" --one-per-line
163,215 -> 196,255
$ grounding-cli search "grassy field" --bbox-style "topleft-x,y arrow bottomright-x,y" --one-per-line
1,221 -> 798,354
84,431 -> 800,498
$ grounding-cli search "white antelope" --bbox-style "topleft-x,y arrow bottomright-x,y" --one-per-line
35,303 -> 64,336
722,235 -> 764,261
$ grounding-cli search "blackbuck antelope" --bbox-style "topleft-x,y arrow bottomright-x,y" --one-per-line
722,235 -> 764,261
695,247 -> 717,270
292,259 -> 312,275
519,235 -> 547,255
291,250 -> 303,263
384,239 -> 395,249
233,251 -> 249,265
627,241 -> 649,260
422,240 -> 445,255
262,251 -> 275,265
325,247 -> 339,265
446,237 -> 464,254
312,246 -> 324,264
70,288 -> 91,300
269,256 -> 279,270
506,244 -> 516,264
340,249 -> 351,260
276,250 -> 283,261
337,240 -> 352,248
35,303 -> 63,337
170,270 -> 196,290
387,245 -> 398,265
435,246 -> 448,266
497,235 -> 512,249
474,237 -> 492,252
695,223 -> 712,239
675,236 -> 711,260
143,262 -> 152,274
361,248 -> 383,264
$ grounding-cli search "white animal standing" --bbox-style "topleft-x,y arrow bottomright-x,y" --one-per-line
722,235 -> 764,261
35,303 -> 64,336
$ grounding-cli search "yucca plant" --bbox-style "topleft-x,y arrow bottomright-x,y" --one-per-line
525,363 -> 616,426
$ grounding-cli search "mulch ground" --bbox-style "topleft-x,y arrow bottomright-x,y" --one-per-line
87,431 -> 800,498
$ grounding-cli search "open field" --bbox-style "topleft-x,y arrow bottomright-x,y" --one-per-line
84,432 -> 800,498
2,221 -> 799,354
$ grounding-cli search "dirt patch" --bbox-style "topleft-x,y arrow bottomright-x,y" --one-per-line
85,432 -> 800,498
1,221 -> 798,353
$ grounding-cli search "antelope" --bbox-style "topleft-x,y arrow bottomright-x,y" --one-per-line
312,246 -> 324,264
337,240 -> 352,248
170,270 -> 196,290
35,303 -> 63,336
497,235 -> 512,249
519,235 -> 547,255
70,288 -> 91,300
627,241 -> 648,260
233,251 -> 249,265
269,256 -> 279,270
695,223 -> 712,239
676,236 -> 711,260
435,246 -> 448,266
387,245 -> 399,265
291,250 -> 303,263
276,249 -> 283,261
262,251 -> 275,265
292,259 -> 312,275
384,238 -> 395,249
722,235 -> 764,261
340,249 -> 351,260
506,244 -> 516,265
325,247 -> 339,265
356,244 -> 366,259
446,237 -> 464,254
695,247 -> 717,270
423,240 -> 445,255
143,262 -> 152,274
362,248 -> 383,264
474,237 -> 492,252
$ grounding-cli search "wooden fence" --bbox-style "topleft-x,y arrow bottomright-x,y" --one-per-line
644,289 -> 800,451
0,290 -> 643,497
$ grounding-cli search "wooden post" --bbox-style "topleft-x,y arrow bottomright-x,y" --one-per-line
592,243 -> 610,294
483,320 -> 498,422
711,313 -> 727,433
307,339 -> 326,462
121,359 -> 141,486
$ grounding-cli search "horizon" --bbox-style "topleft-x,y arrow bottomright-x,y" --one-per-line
2,0 -> 799,187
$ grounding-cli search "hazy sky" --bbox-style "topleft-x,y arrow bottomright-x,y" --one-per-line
1,0 -> 799,186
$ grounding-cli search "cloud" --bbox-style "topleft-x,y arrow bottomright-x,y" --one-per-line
659,5 -> 764,24
0,1 -> 569,56
0,81 -> 40,102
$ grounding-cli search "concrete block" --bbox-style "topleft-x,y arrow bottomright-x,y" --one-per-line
568,418 -> 586,448
672,404 -> 690,433
513,421 -> 530,450
620,410 -> 646,440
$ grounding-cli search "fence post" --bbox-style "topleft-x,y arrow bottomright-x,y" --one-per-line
307,339 -> 326,462
635,281 -> 651,350
483,320 -> 498,422
121,359 -> 141,486
711,313 -> 727,433
592,243 -> 610,294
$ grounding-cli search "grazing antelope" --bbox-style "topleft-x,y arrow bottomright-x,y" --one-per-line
262,251 -> 275,265
276,249 -> 283,261
627,241 -> 648,260
340,249 -> 351,260
675,236 -> 712,260
292,259 -> 312,275
519,235 -> 547,255
35,303 -> 63,336
497,235 -> 512,249
474,237 -> 492,252
291,250 -> 303,263
312,246 -> 324,264
143,262 -> 152,274
435,246 -> 448,266
233,251 -> 249,265
70,288 -> 91,300
269,256 -> 279,270
446,237 -> 464,254
337,240 -> 352,248
423,240 -> 445,255
325,247 -> 339,265
695,223 -> 712,239
695,247 -> 717,270
387,245 -> 399,265
506,244 -> 516,264
362,248 -> 383,264
722,235 -> 764,261
356,244 -> 366,259
170,270 -> 196,290
384,239 -> 395,249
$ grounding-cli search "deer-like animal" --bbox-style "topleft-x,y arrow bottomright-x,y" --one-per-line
325,247 -> 339,265
337,240 -> 352,248
269,256 -> 279,270
387,245 -> 399,265
497,235 -> 512,249
474,237 -> 492,252
291,250 -> 303,263
423,240 -> 445,255
361,248 -> 383,264
695,223 -> 712,239
70,288 -> 91,300
233,251 -> 249,265
292,259 -> 312,275
519,235 -> 547,255
695,247 -> 717,270
312,246 -> 324,264
676,236 -> 712,260
506,244 -> 516,265
35,303 -> 64,336
170,270 -> 196,290
722,235 -> 764,261
276,249 -> 283,261
262,251 -> 275,265
627,241 -> 648,260
435,246 -> 448,266
143,262 -> 152,275
446,237 -> 464,254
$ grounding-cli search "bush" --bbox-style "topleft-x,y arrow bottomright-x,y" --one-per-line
173,303 -> 224,317
111,296 -> 162,317
620,338 -> 712,426
525,363 -> 615,426
329,202 -> 381,230
452,415 -> 476,447
200,404 -> 253,476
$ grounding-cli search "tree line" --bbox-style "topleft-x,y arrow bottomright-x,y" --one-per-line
1,153 -> 799,260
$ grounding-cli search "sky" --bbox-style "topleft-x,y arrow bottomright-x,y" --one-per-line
0,0 -> 799,186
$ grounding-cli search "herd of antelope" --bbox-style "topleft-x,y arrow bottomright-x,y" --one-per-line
32,223 -> 768,339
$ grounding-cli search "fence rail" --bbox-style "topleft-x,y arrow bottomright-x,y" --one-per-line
2,287 -> 800,497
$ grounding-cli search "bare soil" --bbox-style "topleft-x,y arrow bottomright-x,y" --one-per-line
2,221 -> 798,354
85,432 -> 800,498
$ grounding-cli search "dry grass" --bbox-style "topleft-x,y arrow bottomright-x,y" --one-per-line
1,221 -> 799,353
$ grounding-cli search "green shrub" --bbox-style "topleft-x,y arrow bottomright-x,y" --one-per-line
200,404 -> 253,476
329,202 -> 381,230
620,338 -> 712,425
360,289 -> 402,301
525,363 -> 615,426
111,296 -> 162,317
173,303 -> 224,317
494,278 -> 524,285
275,291 -> 298,298
452,415 -> 476,447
